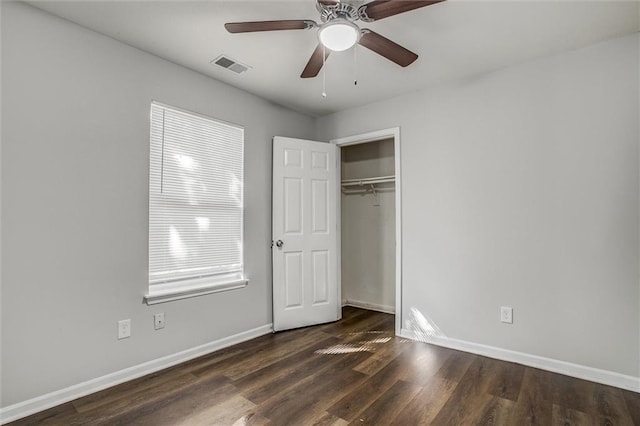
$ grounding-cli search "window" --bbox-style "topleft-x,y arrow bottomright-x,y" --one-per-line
145,102 -> 246,304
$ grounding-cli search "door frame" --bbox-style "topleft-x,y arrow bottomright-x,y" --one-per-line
331,127 -> 402,336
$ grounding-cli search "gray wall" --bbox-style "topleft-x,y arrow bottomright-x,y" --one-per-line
1,2 -> 315,406
341,140 -> 395,310
318,34 -> 640,377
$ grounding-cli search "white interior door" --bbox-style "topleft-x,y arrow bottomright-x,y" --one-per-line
272,136 -> 339,331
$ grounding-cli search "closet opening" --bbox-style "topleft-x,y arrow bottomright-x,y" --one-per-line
333,128 -> 402,335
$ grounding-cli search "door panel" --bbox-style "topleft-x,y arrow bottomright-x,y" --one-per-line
312,250 -> 329,305
284,147 -> 303,168
311,150 -> 328,170
284,178 -> 303,234
273,136 -> 338,331
284,252 -> 303,309
311,179 -> 328,233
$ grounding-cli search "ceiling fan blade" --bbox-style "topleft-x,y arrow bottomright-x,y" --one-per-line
301,44 -> 330,78
359,0 -> 444,21
358,30 -> 418,67
225,20 -> 316,33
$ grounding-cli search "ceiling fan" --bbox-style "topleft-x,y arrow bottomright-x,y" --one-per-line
225,0 -> 445,78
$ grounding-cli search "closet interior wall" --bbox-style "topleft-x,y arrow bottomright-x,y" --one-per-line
341,138 -> 396,313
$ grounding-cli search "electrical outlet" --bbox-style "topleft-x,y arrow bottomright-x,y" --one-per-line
118,319 -> 131,339
500,307 -> 513,324
154,313 -> 165,330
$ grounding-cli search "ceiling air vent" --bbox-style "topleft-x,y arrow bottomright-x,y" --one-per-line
211,55 -> 250,74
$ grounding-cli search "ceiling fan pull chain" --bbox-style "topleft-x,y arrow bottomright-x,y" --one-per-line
353,45 -> 358,86
322,44 -> 327,98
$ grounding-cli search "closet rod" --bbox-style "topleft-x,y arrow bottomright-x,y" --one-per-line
341,175 -> 395,187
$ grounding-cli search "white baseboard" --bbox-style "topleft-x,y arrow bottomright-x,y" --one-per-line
0,324 -> 273,424
344,299 -> 395,314
400,328 -> 640,393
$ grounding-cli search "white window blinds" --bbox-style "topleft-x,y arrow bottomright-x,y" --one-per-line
149,102 -> 244,286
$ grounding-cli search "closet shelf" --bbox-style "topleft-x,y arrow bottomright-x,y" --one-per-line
341,175 -> 395,187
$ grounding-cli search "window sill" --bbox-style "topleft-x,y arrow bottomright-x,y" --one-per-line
144,274 -> 248,305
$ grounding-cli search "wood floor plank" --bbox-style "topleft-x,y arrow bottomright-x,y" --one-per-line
72,365 -> 197,413
173,394 -> 256,425
474,396 -> 516,426
397,342 -> 454,385
240,342 -> 369,405
231,335 -> 341,393
227,412 -> 270,426
346,379 -> 422,425
169,346 -> 247,376
107,375 -> 237,425
352,336 -> 411,376
32,372 -> 201,425
326,347 -> 434,422
254,355 -> 369,424
165,325 -> 324,382
551,404 -> 594,425
316,309 -> 378,335
180,326 -> 307,371
389,377 -> 458,425
622,389 -> 640,425
234,327 -> 388,405
430,356 -> 513,424
305,410 -> 349,426
509,367 -> 554,425
546,369 -> 598,415
312,328 -> 394,356
431,390 -> 495,425
192,328 -> 330,380
434,347 -> 476,383
591,384 -> 634,426
319,309 -> 392,337
223,329 -> 334,380
341,305 -> 368,320
460,356 -> 525,401
5,402 -> 77,426
484,357 -> 525,402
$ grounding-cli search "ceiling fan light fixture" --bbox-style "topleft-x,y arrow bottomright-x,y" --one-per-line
318,19 -> 360,52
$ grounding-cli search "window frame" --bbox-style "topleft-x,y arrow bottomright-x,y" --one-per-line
145,101 -> 248,305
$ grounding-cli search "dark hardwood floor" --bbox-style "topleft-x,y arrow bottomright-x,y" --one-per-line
10,307 -> 640,425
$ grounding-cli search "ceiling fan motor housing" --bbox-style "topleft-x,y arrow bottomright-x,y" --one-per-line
317,1 -> 359,23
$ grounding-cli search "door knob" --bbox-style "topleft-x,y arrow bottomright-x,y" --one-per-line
275,240 -> 284,248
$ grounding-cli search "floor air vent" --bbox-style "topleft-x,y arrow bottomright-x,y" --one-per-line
211,55 -> 250,74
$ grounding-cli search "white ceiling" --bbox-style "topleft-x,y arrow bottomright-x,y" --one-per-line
29,0 -> 639,117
